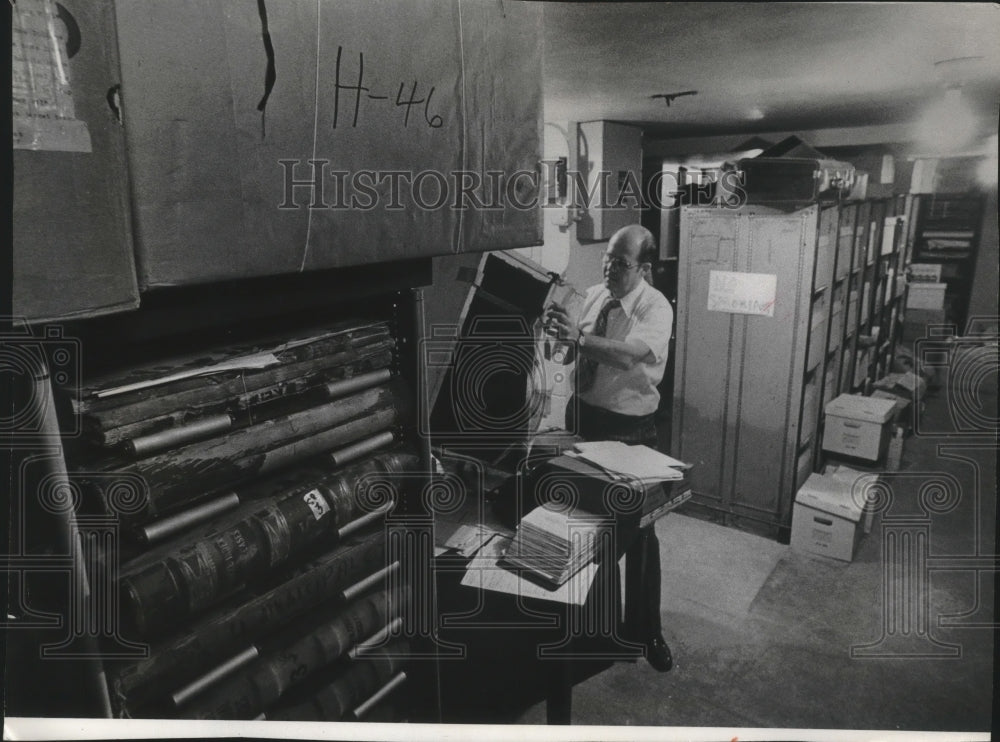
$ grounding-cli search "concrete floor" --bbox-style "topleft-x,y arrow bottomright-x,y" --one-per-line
516,375 -> 997,732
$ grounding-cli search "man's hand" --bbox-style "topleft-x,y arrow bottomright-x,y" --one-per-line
543,302 -> 579,343
543,301 -> 653,371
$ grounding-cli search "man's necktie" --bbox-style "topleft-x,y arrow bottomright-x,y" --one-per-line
576,298 -> 620,392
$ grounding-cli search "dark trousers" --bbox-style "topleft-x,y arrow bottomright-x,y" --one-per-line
566,397 -> 663,641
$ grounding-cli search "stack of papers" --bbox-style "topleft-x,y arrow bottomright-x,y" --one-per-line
571,441 -> 690,483
502,505 -> 610,588
461,535 -> 599,605
435,523 -> 510,557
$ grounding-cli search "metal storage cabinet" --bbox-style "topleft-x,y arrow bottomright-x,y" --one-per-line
672,205 -> 819,536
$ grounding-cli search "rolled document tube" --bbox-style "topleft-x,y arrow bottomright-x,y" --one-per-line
125,413 -> 233,458
341,561 -> 400,603
138,492 -> 241,545
324,369 -> 393,400
349,616 -> 403,659
352,671 -> 407,719
328,431 -> 396,468
171,645 -> 259,707
337,506 -> 392,540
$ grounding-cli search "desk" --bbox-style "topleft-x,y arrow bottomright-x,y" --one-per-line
422,458 -> 690,724
430,544 -> 620,723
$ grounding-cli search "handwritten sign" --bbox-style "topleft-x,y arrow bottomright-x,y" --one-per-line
707,270 -> 777,317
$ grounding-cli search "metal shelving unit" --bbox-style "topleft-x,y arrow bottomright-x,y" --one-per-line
673,194 -> 908,539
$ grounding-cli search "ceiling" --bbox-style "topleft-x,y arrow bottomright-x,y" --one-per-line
542,2 -> 1000,145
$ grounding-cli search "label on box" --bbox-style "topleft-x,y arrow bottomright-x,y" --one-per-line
811,528 -> 833,545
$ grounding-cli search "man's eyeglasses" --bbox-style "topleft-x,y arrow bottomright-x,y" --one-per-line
602,255 -> 642,271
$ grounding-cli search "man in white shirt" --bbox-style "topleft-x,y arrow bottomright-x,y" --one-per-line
544,224 -> 674,672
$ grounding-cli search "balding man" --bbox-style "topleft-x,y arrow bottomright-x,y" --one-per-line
544,224 -> 674,672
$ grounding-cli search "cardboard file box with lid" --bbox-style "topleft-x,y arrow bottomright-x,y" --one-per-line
791,472 -> 865,561
822,394 -> 897,461
906,282 -> 947,311
828,466 -> 877,534
901,307 -> 948,342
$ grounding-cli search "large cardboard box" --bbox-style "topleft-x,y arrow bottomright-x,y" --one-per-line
791,472 -> 865,561
115,0 -> 543,288
13,0 -> 139,321
822,394 -> 896,461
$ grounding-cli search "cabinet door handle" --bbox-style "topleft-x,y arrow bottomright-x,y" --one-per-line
813,516 -> 834,526
844,421 -> 862,428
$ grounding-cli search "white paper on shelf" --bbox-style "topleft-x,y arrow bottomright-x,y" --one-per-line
572,441 -> 687,482
460,536 -> 598,606
94,353 -> 281,398
92,323 -> 386,399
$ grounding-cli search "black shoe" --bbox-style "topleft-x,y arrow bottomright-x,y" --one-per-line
645,634 -> 673,672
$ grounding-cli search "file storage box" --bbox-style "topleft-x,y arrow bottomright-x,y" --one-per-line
906,282 -> 946,310
828,465 -> 878,533
822,394 -> 896,461
901,307 -> 948,342
791,472 -> 864,561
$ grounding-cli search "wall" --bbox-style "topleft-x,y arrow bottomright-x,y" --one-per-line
513,122 -> 572,273
510,121 -> 628,430
968,186 -> 999,324
530,122 -> 600,430
514,120 -> 615,288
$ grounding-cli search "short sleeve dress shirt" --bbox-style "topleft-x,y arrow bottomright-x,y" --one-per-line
575,278 -> 674,416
